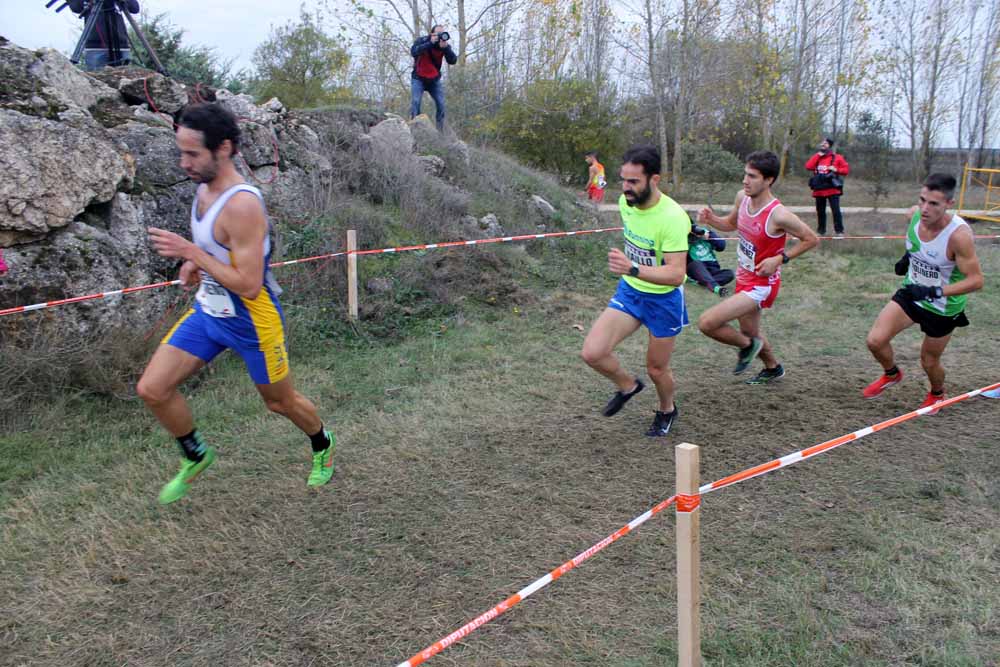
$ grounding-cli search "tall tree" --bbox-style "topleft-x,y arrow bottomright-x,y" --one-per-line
884,0 -> 960,177
252,7 -> 350,108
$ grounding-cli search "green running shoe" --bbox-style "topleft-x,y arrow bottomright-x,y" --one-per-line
158,447 -> 216,505
307,431 -> 336,487
733,336 -> 764,375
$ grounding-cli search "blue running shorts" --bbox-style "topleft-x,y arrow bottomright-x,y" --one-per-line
162,303 -> 289,385
607,279 -> 689,338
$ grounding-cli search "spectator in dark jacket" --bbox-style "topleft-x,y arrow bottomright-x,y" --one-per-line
805,137 -> 850,237
68,0 -> 140,70
410,25 -> 458,132
686,223 -> 733,297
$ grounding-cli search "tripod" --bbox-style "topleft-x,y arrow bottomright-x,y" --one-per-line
49,0 -> 168,75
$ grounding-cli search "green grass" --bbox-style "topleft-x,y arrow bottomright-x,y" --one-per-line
1,215 -> 998,666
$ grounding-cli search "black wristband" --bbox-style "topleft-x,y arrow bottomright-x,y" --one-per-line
781,251 -> 790,264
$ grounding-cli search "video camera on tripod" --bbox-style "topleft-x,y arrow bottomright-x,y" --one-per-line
45,0 -> 167,74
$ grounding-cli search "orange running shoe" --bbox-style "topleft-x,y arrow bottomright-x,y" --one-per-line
862,370 -> 904,399
919,391 -> 945,415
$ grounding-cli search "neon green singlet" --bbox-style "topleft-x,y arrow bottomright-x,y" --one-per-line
618,192 -> 690,294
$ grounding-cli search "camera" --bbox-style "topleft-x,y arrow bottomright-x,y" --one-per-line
437,31 -> 450,42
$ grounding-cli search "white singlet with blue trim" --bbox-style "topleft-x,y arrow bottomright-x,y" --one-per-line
190,183 -> 281,318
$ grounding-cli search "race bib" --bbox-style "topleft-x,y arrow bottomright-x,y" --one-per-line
596,176 -> 607,189
737,237 -> 756,272
195,275 -> 237,318
624,240 -> 657,267
908,256 -> 941,288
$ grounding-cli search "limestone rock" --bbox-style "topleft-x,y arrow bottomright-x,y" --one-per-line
480,213 -> 504,237
418,154 -> 446,177
452,139 -> 471,166
118,72 -> 188,114
109,121 -> 186,188
262,97 -> 285,114
239,121 -> 280,169
0,194 -> 170,333
530,195 -> 557,218
215,90 -> 277,125
27,48 -> 119,111
275,119 -> 331,173
0,109 -> 134,242
368,116 -> 413,157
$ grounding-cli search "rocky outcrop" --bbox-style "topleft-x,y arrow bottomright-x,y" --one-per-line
0,109 -> 134,245
117,72 -> 188,114
0,40 -> 352,332
0,38 -> 560,338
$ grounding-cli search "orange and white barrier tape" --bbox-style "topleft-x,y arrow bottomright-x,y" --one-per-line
393,379 -> 1000,666
698,380 -> 1000,495
395,494 -> 680,667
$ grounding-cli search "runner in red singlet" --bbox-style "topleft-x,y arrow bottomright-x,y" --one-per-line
695,151 -> 819,384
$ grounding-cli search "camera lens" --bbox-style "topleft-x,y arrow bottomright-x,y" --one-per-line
439,31 -> 450,42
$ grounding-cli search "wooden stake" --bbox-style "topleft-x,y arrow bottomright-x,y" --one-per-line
675,443 -> 701,667
347,229 -> 358,321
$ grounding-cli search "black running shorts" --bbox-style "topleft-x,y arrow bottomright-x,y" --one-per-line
892,289 -> 970,338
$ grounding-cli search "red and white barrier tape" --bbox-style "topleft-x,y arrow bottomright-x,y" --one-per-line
393,379 -> 1000,666
3,227 -> 998,318
0,227 -> 620,317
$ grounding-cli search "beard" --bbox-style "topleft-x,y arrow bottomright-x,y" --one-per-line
624,182 -> 653,207
187,157 -> 220,183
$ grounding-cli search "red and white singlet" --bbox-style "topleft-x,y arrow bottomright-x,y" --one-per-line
736,197 -> 785,287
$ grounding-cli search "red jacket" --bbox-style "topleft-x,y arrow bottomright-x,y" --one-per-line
805,152 -> 850,197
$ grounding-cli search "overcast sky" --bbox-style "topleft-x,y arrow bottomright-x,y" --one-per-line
0,0 -> 309,71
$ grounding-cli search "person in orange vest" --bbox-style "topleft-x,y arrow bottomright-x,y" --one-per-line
584,152 -> 607,203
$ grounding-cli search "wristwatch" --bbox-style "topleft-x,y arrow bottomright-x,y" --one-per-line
781,251 -> 790,264
628,261 -> 641,277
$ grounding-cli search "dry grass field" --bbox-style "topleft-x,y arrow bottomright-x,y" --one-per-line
2,211 -> 998,667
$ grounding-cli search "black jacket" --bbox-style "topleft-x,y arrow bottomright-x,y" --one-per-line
410,35 -> 457,81
68,0 -> 140,50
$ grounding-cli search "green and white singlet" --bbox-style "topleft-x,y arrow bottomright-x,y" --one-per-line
903,211 -> 969,316
618,192 -> 690,294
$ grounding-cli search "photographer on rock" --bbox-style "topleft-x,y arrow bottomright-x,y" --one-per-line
68,0 -> 140,70
410,24 -> 457,132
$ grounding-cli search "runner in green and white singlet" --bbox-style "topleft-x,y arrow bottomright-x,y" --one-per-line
863,173 -> 984,412
902,209 -> 969,317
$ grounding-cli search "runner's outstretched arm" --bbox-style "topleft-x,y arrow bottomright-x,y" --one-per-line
697,190 -> 743,232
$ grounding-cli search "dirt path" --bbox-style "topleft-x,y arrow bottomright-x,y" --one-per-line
597,203 -> 993,216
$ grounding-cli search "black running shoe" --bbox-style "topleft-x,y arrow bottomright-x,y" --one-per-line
646,407 -> 678,437
733,336 -> 763,375
717,286 -> 729,298
602,378 -> 645,417
745,364 -> 785,385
